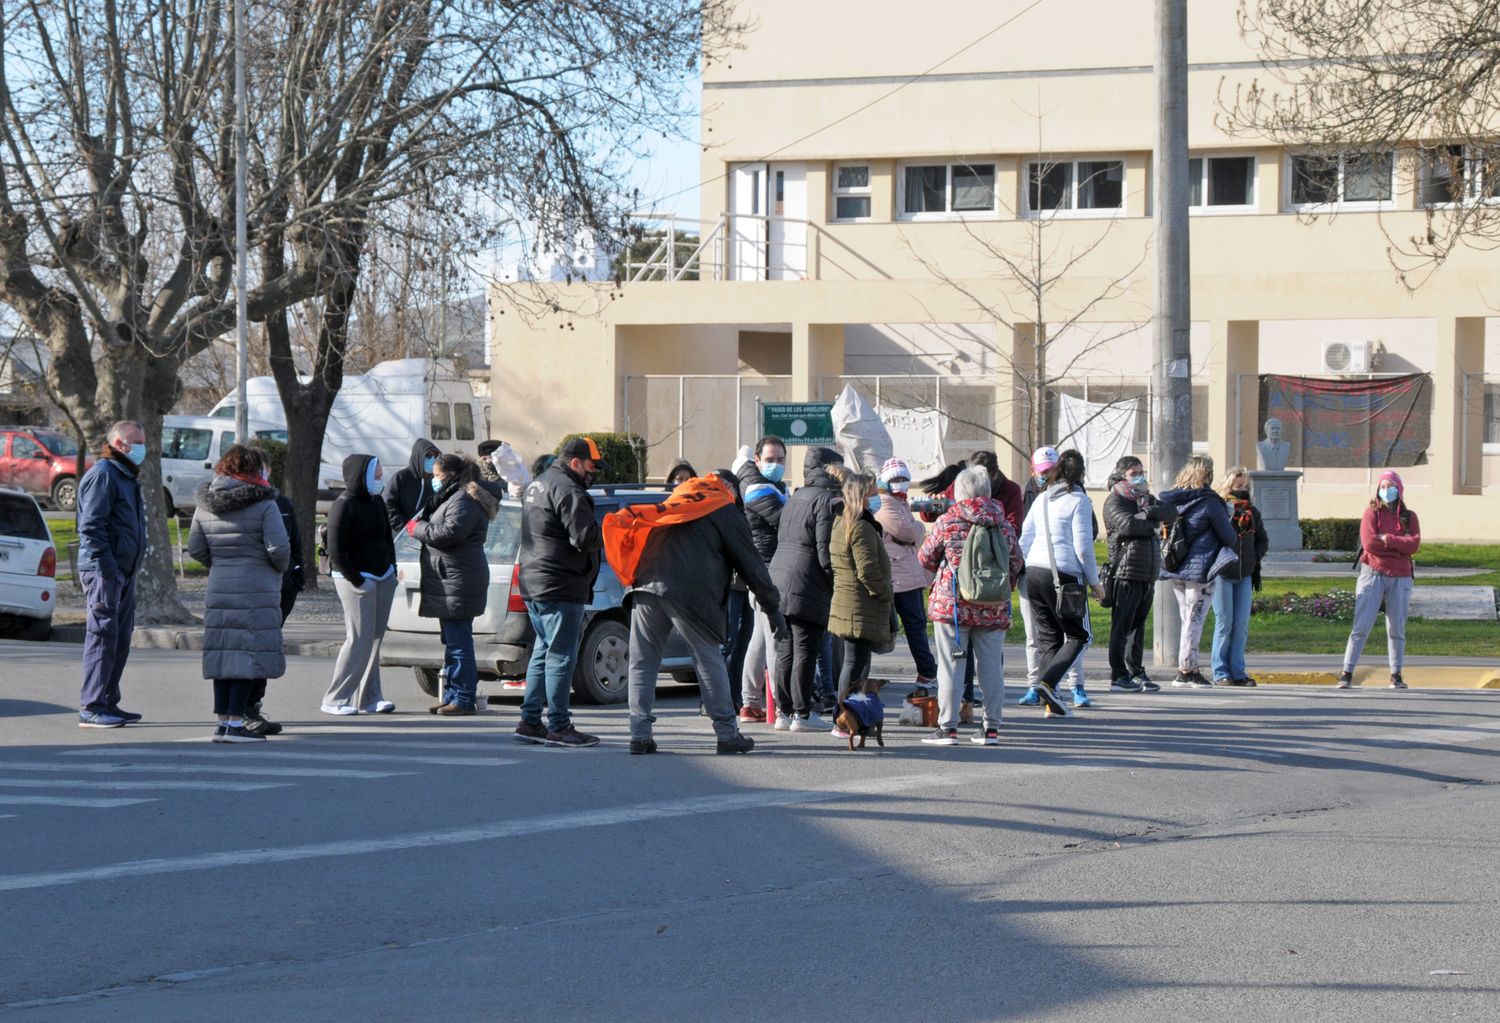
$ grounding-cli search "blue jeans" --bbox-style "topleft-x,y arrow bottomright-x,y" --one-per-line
1210,576 -> 1254,682
892,588 -> 937,680
440,618 -> 478,708
523,599 -> 585,732
813,630 -> 837,703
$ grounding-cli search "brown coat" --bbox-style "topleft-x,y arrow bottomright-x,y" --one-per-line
828,511 -> 893,644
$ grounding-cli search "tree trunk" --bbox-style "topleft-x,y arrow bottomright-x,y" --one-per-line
280,376 -> 335,593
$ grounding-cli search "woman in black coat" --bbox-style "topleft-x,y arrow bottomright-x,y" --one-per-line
322,454 -> 399,715
412,455 -> 499,715
1102,456 -> 1178,692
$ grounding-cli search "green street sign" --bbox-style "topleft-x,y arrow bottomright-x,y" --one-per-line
761,402 -> 835,445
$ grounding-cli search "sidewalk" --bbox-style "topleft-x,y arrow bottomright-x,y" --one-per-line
49,621 -> 346,658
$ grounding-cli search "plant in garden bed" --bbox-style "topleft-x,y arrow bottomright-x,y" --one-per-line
1253,589 -> 1358,620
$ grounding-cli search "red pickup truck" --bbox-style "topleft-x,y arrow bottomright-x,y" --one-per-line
0,427 -> 95,512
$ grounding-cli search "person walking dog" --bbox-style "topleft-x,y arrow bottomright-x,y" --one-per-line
1338,471 -> 1421,690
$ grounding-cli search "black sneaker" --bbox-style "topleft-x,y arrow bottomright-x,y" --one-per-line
921,727 -> 960,746
219,725 -> 266,744
629,737 -> 658,755
1110,677 -> 1144,693
243,714 -> 281,736
1335,671 -> 1354,690
1390,673 -> 1408,690
108,707 -> 144,724
1222,677 -> 1257,688
1035,685 -> 1071,718
514,719 -> 548,744
211,724 -> 227,743
1132,675 -> 1161,693
716,733 -> 755,755
545,726 -> 600,748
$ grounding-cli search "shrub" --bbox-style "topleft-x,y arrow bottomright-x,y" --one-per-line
1300,518 -> 1361,550
252,438 -> 289,490
1252,588 -> 1357,620
554,432 -> 647,485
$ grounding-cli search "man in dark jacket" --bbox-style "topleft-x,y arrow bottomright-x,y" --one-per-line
736,435 -> 786,720
614,474 -> 786,754
384,437 -> 441,533
1102,457 -> 1177,692
768,445 -> 844,728
515,437 -> 604,747
76,420 -> 148,728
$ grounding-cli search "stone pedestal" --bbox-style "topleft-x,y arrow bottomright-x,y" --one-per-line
1250,470 -> 1303,552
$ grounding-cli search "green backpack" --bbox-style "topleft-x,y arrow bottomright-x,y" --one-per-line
957,520 -> 1012,605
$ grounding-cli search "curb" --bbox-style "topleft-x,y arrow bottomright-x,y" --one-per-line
46,624 -> 342,659
1257,668 -> 1500,690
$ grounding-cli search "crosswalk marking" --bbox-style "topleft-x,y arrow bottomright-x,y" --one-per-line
0,778 -> 290,792
63,749 -> 517,768
0,761 -> 413,780
0,795 -> 156,808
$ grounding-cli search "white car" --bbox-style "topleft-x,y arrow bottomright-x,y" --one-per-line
0,485 -> 55,640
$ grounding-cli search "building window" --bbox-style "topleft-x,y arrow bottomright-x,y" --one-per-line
1189,155 -> 1255,209
899,161 -> 996,218
1419,145 -> 1500,205
832,164 -> 871,221
1025,159 -> 1125,215
429,401 -> 452,441
1289,151 -> 1393,208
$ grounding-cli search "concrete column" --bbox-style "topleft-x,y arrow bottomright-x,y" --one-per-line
789,322 -> 845,484
1433,316 -> 1485,495
1002,322 -> 1041,480
1206,319 -> 1260,471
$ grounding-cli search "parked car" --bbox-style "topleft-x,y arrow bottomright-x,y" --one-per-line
161,415 -> 285,516
0,485 -> 56,640
0,426 -> 94,512
381,488 -> 697,704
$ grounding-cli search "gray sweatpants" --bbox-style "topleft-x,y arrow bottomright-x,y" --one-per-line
1342,565 -> 1414,674
935,622 -> 1004,730
1017,574 -> 1081,688
629,592 -> 739,742
740,594 -> 773,710
323,574 -> 397,709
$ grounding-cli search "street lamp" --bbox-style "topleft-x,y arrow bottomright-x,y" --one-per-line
233,0 -> 249,444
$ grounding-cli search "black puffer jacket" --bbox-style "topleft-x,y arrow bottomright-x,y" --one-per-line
384,437 -> 440,533
1219,495 -> 1270,588
328,454 -> 396,581
768,446 -> 844,624
519,462 -> 602,603
414,471 -> 499,620
627,503 -> 780,643
1104,479 -> 1179,583
738,462 -> 787,564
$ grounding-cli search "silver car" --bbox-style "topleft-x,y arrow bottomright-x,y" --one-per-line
380,488 -> 699,704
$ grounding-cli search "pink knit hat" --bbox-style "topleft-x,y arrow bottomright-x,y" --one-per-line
879,458 -> 910,483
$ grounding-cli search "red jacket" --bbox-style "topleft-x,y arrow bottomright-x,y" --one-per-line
1359,504 -> 1420,578
918,498 -> 1024,629
919,476 -> 1024,535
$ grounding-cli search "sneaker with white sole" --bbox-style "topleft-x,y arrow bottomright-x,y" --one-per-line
320,703 -> 357,716
211,724 -> 227,743
789,714 -> 822,733
1133,675 -> 1161,693
773,713 -> 793,731
1036,686 -> 1070,718
78,710 -> 126,728
921,727 -> 960,746
219,724 -> 266,743
1017,687 -> 1041,706
971,728 -> 1000,746
830,725 -> 851,739
358,701 -> 396,714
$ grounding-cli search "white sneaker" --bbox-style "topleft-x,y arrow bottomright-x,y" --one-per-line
773,713 -> 793,731
320,703 -> 358,716
359,701 -> 396,714
791,713 -> 825,732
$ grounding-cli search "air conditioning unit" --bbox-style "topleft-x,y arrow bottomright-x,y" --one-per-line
1321,340 -> 1382,375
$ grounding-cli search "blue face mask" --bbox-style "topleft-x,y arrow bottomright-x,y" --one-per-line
1379,486 -> 1399,504
125,443 -> 147,466
431,477 -> 444,492
866,495 -> 883,515
423,455 -> 437,474
760,461 -> 785,483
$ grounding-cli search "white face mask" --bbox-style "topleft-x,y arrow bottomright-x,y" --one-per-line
888,481 -> 909,494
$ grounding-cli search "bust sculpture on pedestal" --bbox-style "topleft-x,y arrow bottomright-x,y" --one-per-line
1249,417 -> 1302,552
1256,417 -> 1291,472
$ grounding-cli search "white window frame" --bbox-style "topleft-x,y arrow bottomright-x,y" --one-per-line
1418,145 -> 1500,208
896,160 -> 998,221
1187,153 -> 1258,214
831,163 -> 873,222
1286,150 -> 1396,212
1022,157 -> 1128,219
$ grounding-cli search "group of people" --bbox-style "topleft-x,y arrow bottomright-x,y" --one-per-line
73,419 -> 1423,748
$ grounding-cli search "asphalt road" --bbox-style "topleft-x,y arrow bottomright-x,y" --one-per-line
2,641 -> 1497,1021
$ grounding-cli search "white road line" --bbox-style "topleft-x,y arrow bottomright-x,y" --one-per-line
0,795 -> 156,808
0,762 -> 413,780
0,766 -> 1097,893
63,749 -> 516,768
0,778 -> 291,792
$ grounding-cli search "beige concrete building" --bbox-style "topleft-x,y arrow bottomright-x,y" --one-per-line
491,0 -> 1499,539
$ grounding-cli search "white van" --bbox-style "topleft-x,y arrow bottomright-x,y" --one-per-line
208,358 -> 487,498
160,415 -> 284,516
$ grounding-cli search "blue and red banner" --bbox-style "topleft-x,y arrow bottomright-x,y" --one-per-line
1257,374 -> 1431,468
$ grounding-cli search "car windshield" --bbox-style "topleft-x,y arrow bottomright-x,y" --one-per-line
33,430 -> 79,456
395,503 -> 523,564
0,494 -> 48,540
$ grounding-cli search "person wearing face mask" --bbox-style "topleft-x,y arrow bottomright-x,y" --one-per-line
384,437 -> 442,534
75,420 -> 149,728
321,455 -> 400,715
1338,471 -> 1421,690
1102,456 -> 1177,692
1015,446 -> 1088,707
827,468 -> 893,735
1210,467 -> 1269,687
873,458 -> 937,688
515,436 -> 605,746
736,435 -> 788,721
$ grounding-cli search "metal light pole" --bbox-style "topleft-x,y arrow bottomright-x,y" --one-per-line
233,0 -> 250,444
1151,0 -> 1193,666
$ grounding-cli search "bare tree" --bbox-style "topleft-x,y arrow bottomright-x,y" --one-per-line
1223,0 -> 1500,285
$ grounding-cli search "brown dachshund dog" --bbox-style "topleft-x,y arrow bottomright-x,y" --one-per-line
834,678 -> 889,751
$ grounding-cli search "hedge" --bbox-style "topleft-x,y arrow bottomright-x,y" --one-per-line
1300,517 -> 1360,551
554,432 -> 647,485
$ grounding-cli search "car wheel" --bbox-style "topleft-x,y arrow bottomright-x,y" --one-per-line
51,477 -> 77,513
670,672 -> 700,687
413,666 -> 441,697
572,618 -> 630,705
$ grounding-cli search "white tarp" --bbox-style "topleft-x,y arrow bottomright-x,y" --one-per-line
831,384 -> 892,476
1058,393 -> 1139,486
875,406 -> 949,482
